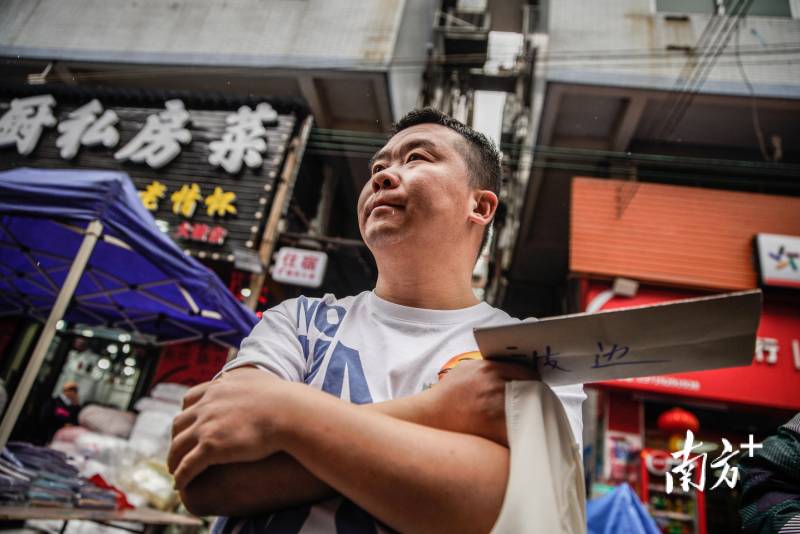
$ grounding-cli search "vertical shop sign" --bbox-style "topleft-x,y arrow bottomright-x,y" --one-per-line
271,247 -> 328,288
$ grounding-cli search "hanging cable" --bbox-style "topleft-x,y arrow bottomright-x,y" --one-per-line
304,128 -> 800,177
733,18 -> 771,161
655,0 -> 755,141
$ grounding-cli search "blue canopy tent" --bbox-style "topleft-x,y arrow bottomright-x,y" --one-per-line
0,167 -> 257,445
587,483 -> 661,534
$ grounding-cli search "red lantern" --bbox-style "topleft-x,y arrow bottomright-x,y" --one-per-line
657,407 -> 699,434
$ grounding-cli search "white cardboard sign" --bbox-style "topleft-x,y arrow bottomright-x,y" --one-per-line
474,290 -> 762,386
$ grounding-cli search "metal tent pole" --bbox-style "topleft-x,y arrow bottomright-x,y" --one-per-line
0,219 -> 103,448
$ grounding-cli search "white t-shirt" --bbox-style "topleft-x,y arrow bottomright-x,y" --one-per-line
214,291 -> 585,534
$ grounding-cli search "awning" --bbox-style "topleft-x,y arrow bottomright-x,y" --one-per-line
0,167 -> 256,346
0,167 -> 258,445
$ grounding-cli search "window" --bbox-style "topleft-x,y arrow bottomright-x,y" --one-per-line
746,0 -> 791,17
657,0 -> 791,17
656,0 -> 716,14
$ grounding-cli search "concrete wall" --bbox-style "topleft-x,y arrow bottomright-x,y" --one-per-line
388,0 -> 438,120
0,0 -> 406,70
544,0 -> 800,98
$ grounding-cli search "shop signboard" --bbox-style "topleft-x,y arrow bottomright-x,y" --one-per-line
0,91 -> 297,262
271,247 -> 328,288
755,233 -> 800,289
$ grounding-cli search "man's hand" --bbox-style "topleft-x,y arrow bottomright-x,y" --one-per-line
427,359 -> 538,446
168,368 -> 294,489
168,359 -> 537,519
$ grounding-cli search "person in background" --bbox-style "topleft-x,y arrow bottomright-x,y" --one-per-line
739,412 -> 800,534
40,381 -> 81,444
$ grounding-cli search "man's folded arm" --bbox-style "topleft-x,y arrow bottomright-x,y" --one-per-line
276,382 -> 510,534
178,360 -> 522,524
181,396 -> 433,516
179,388 -> 473,517
180,452 -> 331,517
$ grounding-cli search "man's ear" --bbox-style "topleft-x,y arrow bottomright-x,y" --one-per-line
467,190 -> 498,227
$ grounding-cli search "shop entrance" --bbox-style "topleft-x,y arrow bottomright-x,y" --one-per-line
1,322 -> 158,444
644,399 -> 795,534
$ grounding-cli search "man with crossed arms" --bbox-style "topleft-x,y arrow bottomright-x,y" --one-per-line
168,108 -> 585,533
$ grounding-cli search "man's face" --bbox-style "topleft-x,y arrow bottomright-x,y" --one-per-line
358,123 -> 474,252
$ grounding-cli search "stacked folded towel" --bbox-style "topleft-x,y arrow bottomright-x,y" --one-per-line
0,442 -> 118,509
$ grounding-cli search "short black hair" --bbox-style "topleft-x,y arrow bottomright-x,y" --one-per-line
392,108 -> 502,195
390,108 -> 502,256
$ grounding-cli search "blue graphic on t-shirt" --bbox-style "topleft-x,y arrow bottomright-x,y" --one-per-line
305,338 -> 330,383
296,296 -> 320,332
298,334 -> 310,361
322,341 -> 373,405
295,297 -> 373,405
315,301 -> 346,337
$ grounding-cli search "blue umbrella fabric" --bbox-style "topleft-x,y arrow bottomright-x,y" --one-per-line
0,167 -> 257,347
587,483 -> 661,534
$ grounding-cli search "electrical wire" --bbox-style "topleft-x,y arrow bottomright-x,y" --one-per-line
734,18 -> 771,161
303,147 -> 800,193
305,128 -> 799,176
541,42 -> 800,58
25,52 -> 800,81
642,1 -> 735,139
654,0 -> 757,142
8,41 -> 800,82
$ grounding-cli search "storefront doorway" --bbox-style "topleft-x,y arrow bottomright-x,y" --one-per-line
4,322 -> 158,444
643,399 -> 795,534
50,327 -> 153,411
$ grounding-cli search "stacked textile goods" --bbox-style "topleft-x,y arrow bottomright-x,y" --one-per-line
0,442 -> 117,509
0,448 -> 33,503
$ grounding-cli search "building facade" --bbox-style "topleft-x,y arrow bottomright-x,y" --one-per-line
498,2 -> 800,533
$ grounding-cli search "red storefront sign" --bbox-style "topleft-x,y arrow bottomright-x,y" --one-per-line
150,341 -> 229,388
586,282 -> 800,410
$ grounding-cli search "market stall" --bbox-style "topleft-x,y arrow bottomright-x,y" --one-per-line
0,166 -> 258,528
